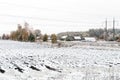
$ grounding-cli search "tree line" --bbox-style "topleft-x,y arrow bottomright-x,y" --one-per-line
1,22 -> 57,43
2,23 -> 120,42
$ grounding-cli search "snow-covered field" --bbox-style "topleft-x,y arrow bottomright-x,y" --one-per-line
0,40 -> 120,80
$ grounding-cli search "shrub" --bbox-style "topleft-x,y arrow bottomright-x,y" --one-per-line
10,31 -> 16,40
117,37 -> 120,42
43,34 -> 48,42
2,34 -> 6,40
51,34 -> 57,43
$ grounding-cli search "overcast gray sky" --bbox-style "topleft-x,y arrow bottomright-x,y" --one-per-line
0,0 -> 120,35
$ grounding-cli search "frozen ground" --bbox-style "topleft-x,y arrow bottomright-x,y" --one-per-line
0,40 -> 120,80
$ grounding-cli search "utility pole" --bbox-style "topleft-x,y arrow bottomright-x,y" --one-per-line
113,18 -> 115,41
105,19 -> 108,41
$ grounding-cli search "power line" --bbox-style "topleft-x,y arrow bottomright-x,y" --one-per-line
1,14 -> 120,29
0,14 -> 101,24
0,14 -> 78,23
0,21 -> 100,28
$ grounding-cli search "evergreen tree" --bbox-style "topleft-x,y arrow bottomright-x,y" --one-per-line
28,33 -> 35,42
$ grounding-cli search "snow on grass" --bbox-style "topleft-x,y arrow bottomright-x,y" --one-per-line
0,40 -> 120,80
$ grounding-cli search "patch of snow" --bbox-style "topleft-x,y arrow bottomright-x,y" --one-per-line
0,40 -> 120,80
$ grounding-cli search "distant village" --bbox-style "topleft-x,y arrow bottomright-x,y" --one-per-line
1,22 -> 120,43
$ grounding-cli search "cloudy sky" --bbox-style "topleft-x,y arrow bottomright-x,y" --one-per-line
0,0 -> 120,35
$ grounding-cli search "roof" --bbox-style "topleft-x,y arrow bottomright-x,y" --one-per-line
84,37 -> 96,41
61,36 -> 67,39
74,36 -> 81,39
